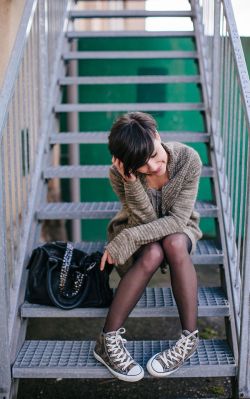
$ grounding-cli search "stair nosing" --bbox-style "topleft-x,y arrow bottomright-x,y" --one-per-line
43,165 -> 213,178
63,50 -> 199,60
66,30 -> 195,38
49,132 -> 210,144
24,239 -> 223,265
36,200 -> 218,220
22,286 -> 229,318
58,75 -> 201,85
69,10 -> 194,18
54,103 -> 206,113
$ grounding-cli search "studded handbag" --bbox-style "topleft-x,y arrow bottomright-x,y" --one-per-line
26,241 -> 113,310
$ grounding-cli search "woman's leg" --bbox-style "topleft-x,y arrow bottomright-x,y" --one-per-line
161,233 -> 198,332
103,242 -> 164,333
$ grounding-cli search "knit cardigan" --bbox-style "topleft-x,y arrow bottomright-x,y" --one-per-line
106,141 -> 203,275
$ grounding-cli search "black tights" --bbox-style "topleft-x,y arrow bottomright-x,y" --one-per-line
103,233 -> 197,334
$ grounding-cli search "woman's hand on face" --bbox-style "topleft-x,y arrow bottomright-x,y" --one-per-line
112,156 -> 137,182
100,249 -> 115,271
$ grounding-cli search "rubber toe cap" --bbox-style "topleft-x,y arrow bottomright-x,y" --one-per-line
127,364 -> 144,376
151,357 -> 164,373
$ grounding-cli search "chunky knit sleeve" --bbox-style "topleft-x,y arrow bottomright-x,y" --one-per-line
109,166 -> 157,225
107,152 -> 202,264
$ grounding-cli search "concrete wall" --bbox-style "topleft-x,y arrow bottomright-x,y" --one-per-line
0,0 -> 26,89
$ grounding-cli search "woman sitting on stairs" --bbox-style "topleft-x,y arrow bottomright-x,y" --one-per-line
93,111 -> 203,382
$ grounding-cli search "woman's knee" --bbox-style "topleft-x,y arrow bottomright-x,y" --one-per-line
139,242 -> 164,274
161,233 -> 190,258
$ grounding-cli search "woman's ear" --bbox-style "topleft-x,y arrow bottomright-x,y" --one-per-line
154,130 -> 161,141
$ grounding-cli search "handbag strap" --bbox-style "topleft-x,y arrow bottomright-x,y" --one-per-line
59,242 -> 86,297
59,242 -> 73,294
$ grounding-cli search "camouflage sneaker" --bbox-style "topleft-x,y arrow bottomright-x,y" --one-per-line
93,327 -> 144,382
147,329 -> 199,377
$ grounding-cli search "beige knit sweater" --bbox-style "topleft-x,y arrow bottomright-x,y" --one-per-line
106,141 -> 203,276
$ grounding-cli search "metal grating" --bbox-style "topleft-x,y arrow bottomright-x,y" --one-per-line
192,239 -> 224,264
136,286 -> 229,309
21,287 -> 229,318
49,132 -> 210,144
43,165 -> 213,179
72,239 -> 223,264
13,339 -> 236,378
36,200 -> 218,220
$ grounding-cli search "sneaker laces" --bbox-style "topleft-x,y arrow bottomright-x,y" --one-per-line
159,329 -> 199,368
105,327 -> 135,371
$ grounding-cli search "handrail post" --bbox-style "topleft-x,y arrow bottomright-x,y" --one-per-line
238,143 -> 250,397
211,0 -> 221,136
0,167 -> 11,398
38,0 -> 49,133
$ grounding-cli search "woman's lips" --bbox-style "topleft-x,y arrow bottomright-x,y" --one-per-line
155,164 -> 164,173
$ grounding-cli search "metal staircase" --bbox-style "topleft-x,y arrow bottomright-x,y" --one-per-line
0,1 -> 250,398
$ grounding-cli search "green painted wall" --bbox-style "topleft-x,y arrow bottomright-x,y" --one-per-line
60,36 -> 230,242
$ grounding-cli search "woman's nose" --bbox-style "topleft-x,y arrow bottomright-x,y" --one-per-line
147,159 -> 157,171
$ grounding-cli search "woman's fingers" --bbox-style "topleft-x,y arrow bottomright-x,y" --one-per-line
100,251 -> 108,271
112,157 -> 125,176
111,157 -> 136,182
100,250 -> 115,271
107,252 -> 115,264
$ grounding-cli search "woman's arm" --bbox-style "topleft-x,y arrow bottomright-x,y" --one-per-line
107,157 -> 202,264
109,166 -> 157,225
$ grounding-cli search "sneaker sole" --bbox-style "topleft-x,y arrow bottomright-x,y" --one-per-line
146,350 -> 197,378
93,350 -> 144,382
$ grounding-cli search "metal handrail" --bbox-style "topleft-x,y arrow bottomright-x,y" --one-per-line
0,0 -> 249,397
0,0 -> 37,140
193,0 -> 250,396
0,1 -> 69,397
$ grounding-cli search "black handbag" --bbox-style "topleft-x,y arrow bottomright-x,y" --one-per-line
26,241 -> 113,310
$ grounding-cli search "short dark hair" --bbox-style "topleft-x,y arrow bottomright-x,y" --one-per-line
108,112 -> 157,177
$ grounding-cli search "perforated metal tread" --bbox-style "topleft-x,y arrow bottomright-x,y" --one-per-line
54,103 -> 205,113
50,132 -> 210,144
67,30 -> 195,38
13,339 -> 236,378
69,10 -> 194,18
71,239 -> 223,265
59,75 -> 201,85
36,200 -> 218,220
28,240 -> 222,264
21,287 -> 229,318
43,165 -> 213,179
63,50 -> 199,60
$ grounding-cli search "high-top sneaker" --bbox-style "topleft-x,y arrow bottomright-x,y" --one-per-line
147,329 -> 199,377
93,327 -> 144,382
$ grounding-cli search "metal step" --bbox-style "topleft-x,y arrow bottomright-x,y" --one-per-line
21,287 -> 229,318
59,75 -> 201,85
36,200 -> 218,220
50,132 -> 210,144
27,240 -> 222,265
63,50 -> 198,60
69,10 -> 194,18
13,339 -> 236,378
40,239 -> 220,265
67,30 -> 195,39
43,165 -> 213,179
54,103 -> 205,113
